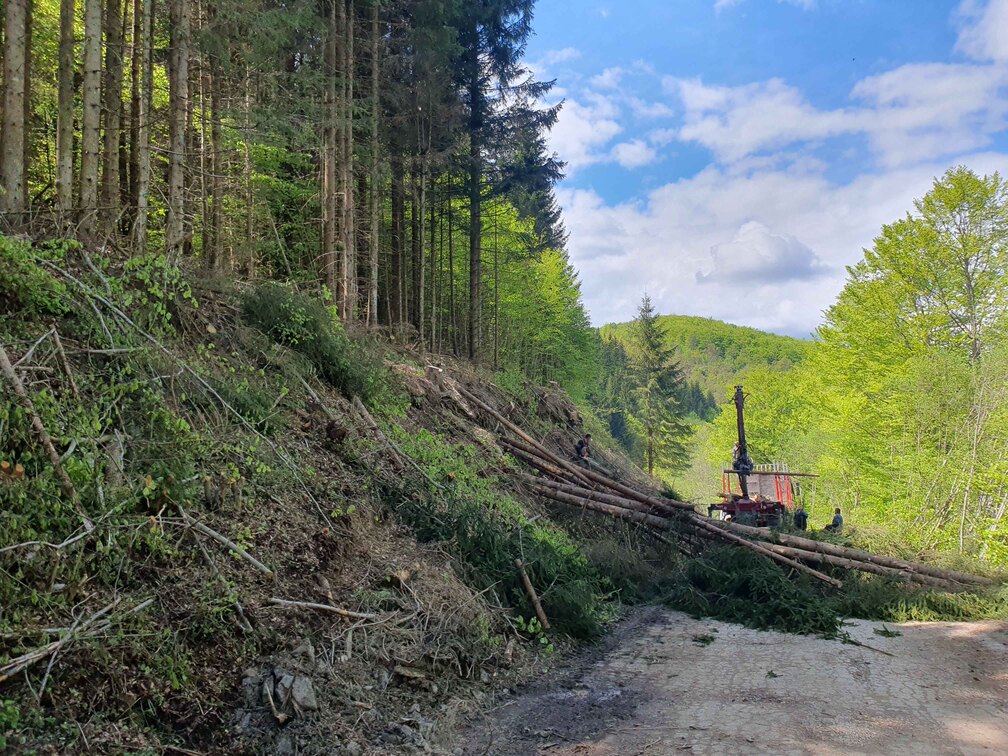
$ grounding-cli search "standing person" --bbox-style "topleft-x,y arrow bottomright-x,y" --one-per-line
824,507 -> 843,532
793,502 -> 808,531
573,433 -> 592,467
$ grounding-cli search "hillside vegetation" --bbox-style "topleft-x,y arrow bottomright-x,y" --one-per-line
600,314 -> 810,403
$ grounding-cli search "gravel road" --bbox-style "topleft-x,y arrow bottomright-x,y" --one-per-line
460,607 -> 1008,756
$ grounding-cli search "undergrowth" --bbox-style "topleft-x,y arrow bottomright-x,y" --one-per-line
240,282 -> 385,403
380,426 -> 614,639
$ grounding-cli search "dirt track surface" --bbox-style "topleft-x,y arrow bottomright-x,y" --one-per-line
459,607 -> 1008,756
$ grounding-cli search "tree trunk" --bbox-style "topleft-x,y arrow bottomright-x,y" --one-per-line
367,0 -> 380,326
1,0 -> 28,219
243,66 -> 254,276
56,0 -> 76,215
166,0 -> 191,258
117,0 -> 132,213
132,0 -> 154,251
390,156 -> 404,325
127,0 -> 142,214
21,0 -> 32,214
468,87 -> 482,360
101,0 -> 124,232
322,0 -> 338,295
448,184 -> 458,355
340,0 -> 356,320
80,0 -> 103,237
209,43 -> 222,272
409,169 -> 420,328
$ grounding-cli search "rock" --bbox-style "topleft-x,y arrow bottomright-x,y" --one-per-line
275,733 -> 295,755
275,671 -> 295,706
376,668 -> 391,691
345,742 -> 363,756
291,675 -> 318,712
241,669 -> 262,707
293,639 -> 316,667
479,670 -> 490,684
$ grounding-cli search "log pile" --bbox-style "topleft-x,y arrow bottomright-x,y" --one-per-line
448,383 -> 996,594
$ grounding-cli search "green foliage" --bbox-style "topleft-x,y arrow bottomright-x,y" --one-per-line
381,426 -> 611,639
663,547 -> 844,636
240,282 -> 384,401
0,235 -> 71,321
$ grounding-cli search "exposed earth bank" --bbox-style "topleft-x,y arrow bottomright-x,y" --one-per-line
458,608 -> 1008,755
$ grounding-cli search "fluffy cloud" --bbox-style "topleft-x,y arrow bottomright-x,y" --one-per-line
957,0 -> 1008,62
548,97 -> 623,172
696,222 -> 829,284
666,63 -> 1008,167
591,67 -> 624,89
611,139 -> 658,168
559,153 -> 1008,335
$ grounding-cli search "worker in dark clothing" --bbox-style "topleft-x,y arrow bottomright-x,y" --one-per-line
573,433 -> 592,467
824,507 -> 843,532
793,503 -> 808,531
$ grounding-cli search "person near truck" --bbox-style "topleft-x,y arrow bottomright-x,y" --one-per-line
793,502 -> 808,531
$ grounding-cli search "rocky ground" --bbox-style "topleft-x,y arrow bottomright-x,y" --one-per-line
457,608 -> 1008,756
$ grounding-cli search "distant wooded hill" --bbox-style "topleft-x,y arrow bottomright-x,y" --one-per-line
599,314 -> 811,411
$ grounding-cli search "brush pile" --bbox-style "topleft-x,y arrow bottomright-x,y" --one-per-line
445,381 -> 996,595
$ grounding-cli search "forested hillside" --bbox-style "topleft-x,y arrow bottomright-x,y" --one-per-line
600,314 -> 810,404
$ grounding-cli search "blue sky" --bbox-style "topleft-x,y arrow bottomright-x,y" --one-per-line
523,0 -> 1008,336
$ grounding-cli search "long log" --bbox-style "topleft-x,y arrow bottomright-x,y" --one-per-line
503,434 -> 696,513
753,541 -> 967,591
455,385 -> 594,486
704,518 -> 992,587
689,516 -> 843,588
521,473 -> 686,520
531,485 -> 671,530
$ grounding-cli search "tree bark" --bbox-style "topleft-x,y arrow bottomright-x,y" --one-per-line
340,0 -> 356,320
323,0 -> 338,295
80,0 -> 103,237
56,0 -> 76,215
166,0 -> 191,258
127,0 -> 142,213
21,0 -> 33,214
367,0 -> 380,326
467,46 -> 482,360
101,0 -> 124,231
390,156 -> 405,325
132,0 -> 154,251
1,0 -> 28,219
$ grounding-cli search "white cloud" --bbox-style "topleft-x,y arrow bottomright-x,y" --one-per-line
666,63 -> 1008,167
611,140 -> 658,169
559,153 -> 1008,335
538,47 -> 581,67
629,97 -> 675,119
957,0 -> 1008,62
549,97 -> 623,172
591,67 -> 624,89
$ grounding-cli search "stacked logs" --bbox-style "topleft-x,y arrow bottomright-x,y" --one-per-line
450,383 -> 995,594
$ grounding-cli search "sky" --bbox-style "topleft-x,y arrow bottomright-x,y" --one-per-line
523,0 -> 1008,337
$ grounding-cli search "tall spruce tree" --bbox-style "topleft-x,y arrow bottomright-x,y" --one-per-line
630,294 -> 691,477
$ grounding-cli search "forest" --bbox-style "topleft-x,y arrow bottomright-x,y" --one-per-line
0,0 -> 597,393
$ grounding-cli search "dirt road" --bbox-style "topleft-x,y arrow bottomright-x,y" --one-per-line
460,608 -> 1008,756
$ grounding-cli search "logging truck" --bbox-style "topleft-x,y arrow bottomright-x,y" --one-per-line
707,385 -> 817,527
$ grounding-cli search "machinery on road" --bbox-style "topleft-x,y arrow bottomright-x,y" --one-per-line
707,385 -> 816,527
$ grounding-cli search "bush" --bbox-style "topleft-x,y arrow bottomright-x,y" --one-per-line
0,236 -> 71,321
240,282 -> 383,401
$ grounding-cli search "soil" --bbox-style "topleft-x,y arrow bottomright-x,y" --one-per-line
457,607 -> 1008,756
